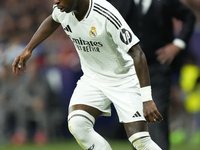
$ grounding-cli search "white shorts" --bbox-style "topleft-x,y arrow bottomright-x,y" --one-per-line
69,77 -> 146,123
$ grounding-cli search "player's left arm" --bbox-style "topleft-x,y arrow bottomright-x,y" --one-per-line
128,44 -> 163,122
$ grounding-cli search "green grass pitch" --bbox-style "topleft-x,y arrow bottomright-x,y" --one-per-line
0,139 -> 199,150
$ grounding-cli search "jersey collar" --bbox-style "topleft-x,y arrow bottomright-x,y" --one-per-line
84,0 -> 93,19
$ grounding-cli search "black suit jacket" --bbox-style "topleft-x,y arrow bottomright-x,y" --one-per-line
108,0 -> 196,64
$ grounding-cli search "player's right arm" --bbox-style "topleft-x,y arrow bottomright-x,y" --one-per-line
128,44 -> 163,123
12,15 -> 60,75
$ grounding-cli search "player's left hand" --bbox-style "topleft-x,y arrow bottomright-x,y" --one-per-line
155,43 -> 181,65
143,100 -> 163,123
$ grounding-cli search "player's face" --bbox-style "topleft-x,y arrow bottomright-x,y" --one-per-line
54,0 -> 78,13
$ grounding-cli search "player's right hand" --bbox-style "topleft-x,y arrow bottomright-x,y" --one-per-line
12,49 -> 32,75
143,100 -> 163,123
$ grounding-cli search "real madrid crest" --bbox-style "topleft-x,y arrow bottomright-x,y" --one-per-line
89,26 -> 97,38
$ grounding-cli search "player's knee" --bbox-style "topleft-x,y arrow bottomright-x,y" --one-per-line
129,131 -> 162,150
68,110 -> 95,140
68,116 -> 84,138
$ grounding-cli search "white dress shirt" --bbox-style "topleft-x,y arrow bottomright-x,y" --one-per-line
134,0 -> 152,14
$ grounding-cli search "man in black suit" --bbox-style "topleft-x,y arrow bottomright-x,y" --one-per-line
107,0 -> 196,149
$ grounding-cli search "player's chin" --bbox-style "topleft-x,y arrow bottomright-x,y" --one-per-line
61,7 -> 71,13
64,10 -> 70,13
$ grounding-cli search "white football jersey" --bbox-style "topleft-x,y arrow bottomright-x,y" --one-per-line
52,0 -> 140,86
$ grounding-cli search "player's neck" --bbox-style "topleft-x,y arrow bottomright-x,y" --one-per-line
73,0 -> 89,21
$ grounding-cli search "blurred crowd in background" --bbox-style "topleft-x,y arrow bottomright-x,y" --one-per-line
0,0 -> 200,146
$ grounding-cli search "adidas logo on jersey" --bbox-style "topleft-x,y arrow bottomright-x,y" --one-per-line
132,111 -> 141,118
64,25 -> 72,33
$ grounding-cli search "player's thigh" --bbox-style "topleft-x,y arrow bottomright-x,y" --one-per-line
69,79 -> 112,118
69,104 -> 103,120
124,121 -> 148,137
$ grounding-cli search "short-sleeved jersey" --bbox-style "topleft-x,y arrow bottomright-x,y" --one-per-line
52,0 -> 140,86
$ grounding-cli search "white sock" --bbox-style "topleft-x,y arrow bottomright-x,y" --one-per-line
129,131 -> 162,150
